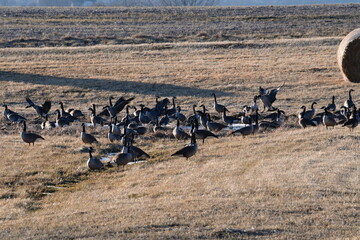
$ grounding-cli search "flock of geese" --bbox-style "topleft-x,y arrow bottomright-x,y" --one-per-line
2,85 -> 359,170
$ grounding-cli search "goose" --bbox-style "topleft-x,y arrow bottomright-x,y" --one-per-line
89,104 -> 105,127
173,106 -> 187,122
87,147 -> 104,170
25,97 -> 51,118
139,104 -> 152,124
102,105 -> 118,119
198,104 -> 208,128
99,96 -> 135,117
108,124 -> 122,143
322,107 -> 336,129
342,106 -> 358,131
222,110 -> 240,125
112,137 -> 134,166
212,93 -> 228,114
252,110 -> 260,134
206,113 -> 227,132
298,110 -> 317,128
67,108 -> 84,118
159,105 -> 170,126
326,96 -> 336,112
41,114 -> 56,130
186,104 -> 199,126
128,134 -> 150,160
258,82 -> 284,112
263,109 -> 285,122
3,104 -> 26,123
153,117 -> 169,133
193,119 -> 218,143
259,109 -> 284,129
299,102 -> 317,120
173,119 -> 190,140
166,96 -> 177,116
111,117 -> 122,135
231,119 -> 254,137
54,109 -> 70,128
344,89 -> 355,109
81,123 -> 98,145
59,102 -> 78,122
21,121 -> 45,145
171,133 -> 198,159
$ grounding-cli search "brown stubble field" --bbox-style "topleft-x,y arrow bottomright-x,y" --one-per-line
0,5 -> 359,239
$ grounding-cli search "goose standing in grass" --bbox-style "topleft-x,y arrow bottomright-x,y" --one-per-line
206,113 -> 227,132
299,102 -> 317,120
108,124 -> 122,143
89,104 -> 105,127
25,97 -> 51,118
326,96 -> 336,112
342,106 -> 359,131
173,106 -> 187,123
171,133 -> 198,159
128,134 -> 150,161
344,89 -> 355,109
298,108 -> 317,128
193,119 -> 218,143
81,123 -> 98,145
59,102 -> 78,122
173,119 -> 190,140
54,109 -> 70,128
322,107 -> 336,129
3,104 -> 26,123
87,147 -> 104,170
21,121 -> 45,146
222,109 -> 240,125
212,93 -> 229,115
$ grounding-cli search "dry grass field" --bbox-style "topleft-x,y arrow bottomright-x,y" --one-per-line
0,5 -> 359,239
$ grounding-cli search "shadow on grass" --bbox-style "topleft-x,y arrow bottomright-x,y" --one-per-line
213,228 -> 283,238
0,71 -> 232,97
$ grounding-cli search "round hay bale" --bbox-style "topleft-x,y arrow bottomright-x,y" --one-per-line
337,28 -> 360,83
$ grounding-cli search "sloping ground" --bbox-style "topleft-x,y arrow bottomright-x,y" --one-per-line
1,4 -> 360,47
0,35 -> 359,238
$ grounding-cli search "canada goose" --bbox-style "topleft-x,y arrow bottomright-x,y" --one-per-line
81,123 -> 98,145
102,105 -> 118,119
99,96 -> 135,117
111,117 -> 122,135
128,134 -> 150,160
59,102 -> 78,122
112,137 -> 134,166
186,104 -> 199,126
173,119 -> 190,140
249,96 -> 259,114
299,102 -> 317,120
231,119 -> 254,137
25,97 -> 51,118
252,110 -> 260,134
206,113 -> 227,132
344,89 -> 355,109
212,93 -> 229,114
166,96 -> 177,116
260,109 -> 284,130
171,133 -> 198,159
67,108 -> 84,118
342,106 -> 358,131
173,106 -> 187,122
54,109 -> 70,128
326,96 -> 336,112
258,82 -> 284,112
263,109 -> 285,122
21,121 -> 45,145
139,104 -> 152,124
153,117 -> 169,133
298,110 -> 317,128
159,106 -> 170,126
108,124 -> 122,143
193,119 -> 218,143
198,104 -> 208,128
41,114 -> 56,130
89,104 -> 105,127
222,110 -> 240,125
87,147 -> 104,170
3,104 -> 26,123
322,107 -> 336,129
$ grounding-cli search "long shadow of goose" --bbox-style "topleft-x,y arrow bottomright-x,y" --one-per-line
0,71 -> 233,97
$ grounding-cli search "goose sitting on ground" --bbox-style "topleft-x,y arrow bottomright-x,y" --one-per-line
21,121 -> 45,145
171,133 -> 198,159
112,137 -> 134,166
87,147 -> 104,170
342,106 -> 359,131
231,118 -> 254,137
81,123 -> 98,145
326,96 -> 336,112
173,119 -> 190,140
206,113 -> 227,132
193,119 -> 218,144
41,114 -> 56,130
